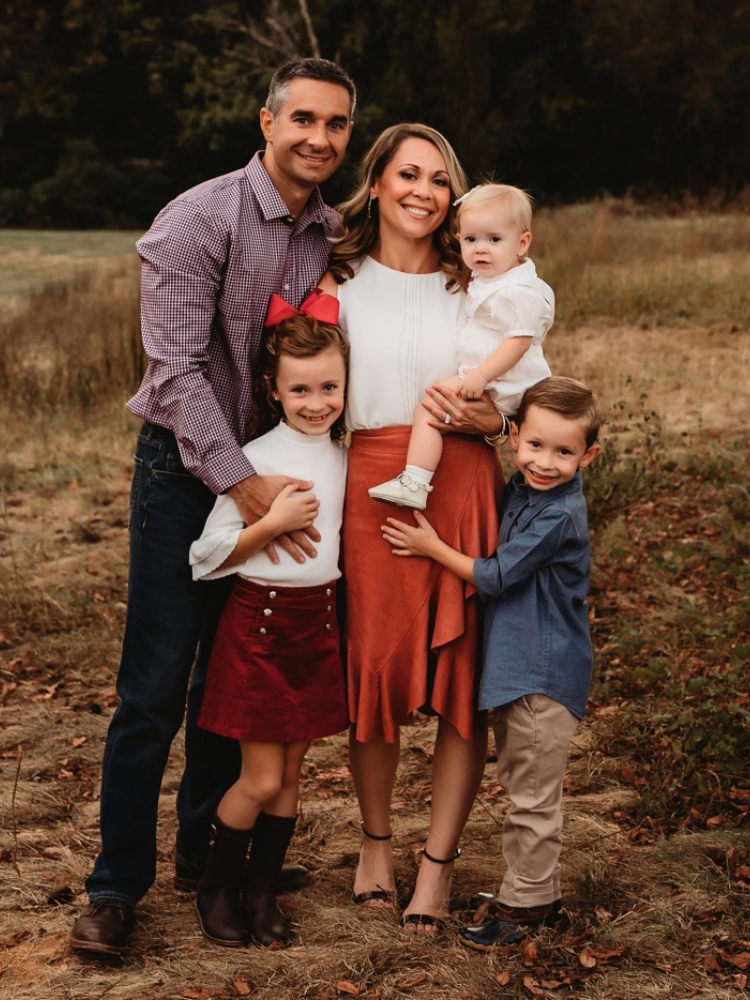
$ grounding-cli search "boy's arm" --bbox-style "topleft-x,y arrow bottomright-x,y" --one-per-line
473,506 -> 572,599
460,336 -> 532,397
381,513 -> 476,584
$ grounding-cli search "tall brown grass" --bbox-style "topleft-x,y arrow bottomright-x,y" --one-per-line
2,203 -> 750,422
0,259 -> 142,416
534,200 -> 750,327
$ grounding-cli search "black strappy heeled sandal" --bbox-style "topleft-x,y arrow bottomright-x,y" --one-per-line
401,846 -> 461,932
353,825 -> 397,906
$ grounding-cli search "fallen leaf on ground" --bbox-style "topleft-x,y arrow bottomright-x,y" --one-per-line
336,981 -> 360,996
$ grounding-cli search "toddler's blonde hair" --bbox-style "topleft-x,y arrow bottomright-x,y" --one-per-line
457,183 -> 533,233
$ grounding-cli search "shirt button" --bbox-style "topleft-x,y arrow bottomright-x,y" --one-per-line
263,608 -> 273,617
259,627 -> 267,635
285,217 -> 294,224
325,623 -> 332,631
326,588 -> 332,596
283,283 -> 290,291
269,591 -> 277,599
327,605 -> 332,612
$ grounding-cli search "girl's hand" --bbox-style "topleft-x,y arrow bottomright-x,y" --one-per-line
267,483 -> 320,535
381,512 -> 439,557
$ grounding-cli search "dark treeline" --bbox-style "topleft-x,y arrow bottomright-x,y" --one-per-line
2,0 -> 749,228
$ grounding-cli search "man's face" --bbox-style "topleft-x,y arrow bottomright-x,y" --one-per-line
260,79 -> 353,196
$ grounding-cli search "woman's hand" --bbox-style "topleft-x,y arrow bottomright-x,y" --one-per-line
382,512 -> 439,558
421,383 -> 504,437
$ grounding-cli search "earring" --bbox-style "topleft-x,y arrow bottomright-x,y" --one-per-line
367,196 -> 376,219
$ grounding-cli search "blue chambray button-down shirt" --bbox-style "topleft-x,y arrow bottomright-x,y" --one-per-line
473,469 -> 594,719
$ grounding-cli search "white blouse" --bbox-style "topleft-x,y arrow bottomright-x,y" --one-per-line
338,256 -> 465,430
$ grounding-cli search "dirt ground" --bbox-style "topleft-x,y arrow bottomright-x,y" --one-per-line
1,326 -> 749,999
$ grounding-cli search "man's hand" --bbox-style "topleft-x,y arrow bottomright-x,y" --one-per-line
228,475 -> 320,564
421,383 -> 504,436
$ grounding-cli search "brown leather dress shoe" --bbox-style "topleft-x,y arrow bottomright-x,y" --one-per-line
70,898 -> 134,955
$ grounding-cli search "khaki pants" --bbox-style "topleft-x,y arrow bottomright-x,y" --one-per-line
492,694 -> 579,908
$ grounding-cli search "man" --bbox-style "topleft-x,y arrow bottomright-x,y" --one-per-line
70,58 -> 355,955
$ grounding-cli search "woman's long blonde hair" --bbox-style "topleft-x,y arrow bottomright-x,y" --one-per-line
329,123 -> 468,291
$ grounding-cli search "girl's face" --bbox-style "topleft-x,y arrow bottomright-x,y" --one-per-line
370,137 -> 452,246
458,203 -> 531,278
273,346 -> 346,437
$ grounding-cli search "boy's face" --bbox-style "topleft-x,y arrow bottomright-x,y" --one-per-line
511,404 -> 601,491
458,204 -> 531,278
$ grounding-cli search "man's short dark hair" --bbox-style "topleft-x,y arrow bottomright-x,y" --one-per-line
266,58 -> 356,119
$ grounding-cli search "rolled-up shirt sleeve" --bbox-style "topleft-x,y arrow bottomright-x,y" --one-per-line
473,507 -> 572,600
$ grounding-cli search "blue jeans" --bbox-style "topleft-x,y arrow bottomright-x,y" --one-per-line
86,424 -> 238,905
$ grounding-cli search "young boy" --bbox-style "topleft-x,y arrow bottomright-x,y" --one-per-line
381,375 -> 602,949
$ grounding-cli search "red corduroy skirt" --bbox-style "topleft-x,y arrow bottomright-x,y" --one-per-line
199,578 -> 348,743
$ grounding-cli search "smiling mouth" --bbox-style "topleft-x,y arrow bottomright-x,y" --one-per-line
297,152 -> 332,165
402,205 -> 431,218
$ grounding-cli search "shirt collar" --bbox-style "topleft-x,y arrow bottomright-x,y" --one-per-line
245,152 -> 335,233
471,257 -> 538,290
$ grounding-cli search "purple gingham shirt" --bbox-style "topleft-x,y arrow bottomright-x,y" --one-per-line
127,152 -> 339,494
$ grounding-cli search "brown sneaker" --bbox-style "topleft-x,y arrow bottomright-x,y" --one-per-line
69,898 -> 134,955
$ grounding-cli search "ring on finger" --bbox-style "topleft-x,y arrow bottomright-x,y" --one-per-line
444,412 -> 452,425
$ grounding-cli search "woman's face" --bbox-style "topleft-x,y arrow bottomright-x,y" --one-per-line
370,137 -> 452,246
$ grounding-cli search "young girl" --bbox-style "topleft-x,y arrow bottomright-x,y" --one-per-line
188,297 -> 349,949
369,183 -> 554,511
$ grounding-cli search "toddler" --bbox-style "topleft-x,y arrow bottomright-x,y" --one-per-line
370,183 -> 553,510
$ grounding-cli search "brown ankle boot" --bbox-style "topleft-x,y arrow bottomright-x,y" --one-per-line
243,813 -> 296,947
195,816 -> 252,947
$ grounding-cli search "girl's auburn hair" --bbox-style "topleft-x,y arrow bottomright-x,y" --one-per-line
246,314 -> 350,443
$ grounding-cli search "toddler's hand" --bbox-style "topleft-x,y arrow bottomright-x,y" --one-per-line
458,367 -> 488,400
268,483 -> 319,535
381,512 -> 439,557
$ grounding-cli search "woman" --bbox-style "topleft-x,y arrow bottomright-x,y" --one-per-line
321,124 -> 505,933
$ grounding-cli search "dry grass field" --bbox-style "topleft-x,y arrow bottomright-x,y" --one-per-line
0,206 -> 749,1000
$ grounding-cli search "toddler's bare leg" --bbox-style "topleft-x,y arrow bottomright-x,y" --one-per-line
406,394 -> 445,473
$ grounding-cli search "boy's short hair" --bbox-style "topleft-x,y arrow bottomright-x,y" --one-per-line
516,376 -> 602,447
457,183 -> 533,233
266,58 -> 356,119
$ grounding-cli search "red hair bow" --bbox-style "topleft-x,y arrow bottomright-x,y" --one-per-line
263,288 -> 340,328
